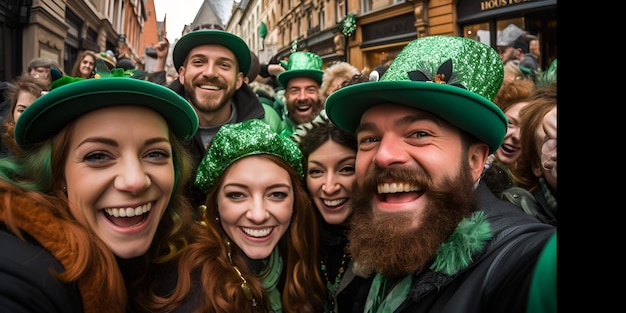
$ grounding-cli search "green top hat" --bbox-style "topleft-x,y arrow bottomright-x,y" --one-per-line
15,78 -> 198,149
277,52 -> 324,87
325,35 -> 507,153
195,119 -> 303,192
173,29 -> 251,75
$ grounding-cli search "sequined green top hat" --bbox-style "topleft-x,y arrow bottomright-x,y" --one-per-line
173,29 -> 252,75
277,51 -> 324,87
325,35 -> 507,153
15,78 -> 199,149
195,119 -> 304,192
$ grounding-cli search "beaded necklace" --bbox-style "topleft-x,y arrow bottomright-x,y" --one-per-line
320,252 -> 348,313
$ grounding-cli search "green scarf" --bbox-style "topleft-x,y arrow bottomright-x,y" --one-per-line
260,247 -> 283,313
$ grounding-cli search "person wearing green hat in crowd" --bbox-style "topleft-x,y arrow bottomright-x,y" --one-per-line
167,29 -> 283,211
0,76 -> 210,312
276,51 -> 325,137
178,119 -> 325,312
324,35 -> 556,313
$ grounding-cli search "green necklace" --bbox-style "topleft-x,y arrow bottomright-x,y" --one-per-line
320,253 -> 348,313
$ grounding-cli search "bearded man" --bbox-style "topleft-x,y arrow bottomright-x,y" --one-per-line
167,30 -> 282,209
276,51 -> 325,137
325,36 -> 556,313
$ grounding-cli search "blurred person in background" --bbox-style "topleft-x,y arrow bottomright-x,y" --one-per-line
70,50 -> 97,79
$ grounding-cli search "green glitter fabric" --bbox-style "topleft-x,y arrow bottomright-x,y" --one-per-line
380,36 -> 503,101
325,36 -> 508,154
195,119 -> 304,192
277,51 -> 324,86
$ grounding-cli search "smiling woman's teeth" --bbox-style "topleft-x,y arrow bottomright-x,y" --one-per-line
323,199 -> 346,207
105,203 -> 152,217
242,227 -> 272,237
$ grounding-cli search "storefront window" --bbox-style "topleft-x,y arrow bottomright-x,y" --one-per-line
463,22 -> 490,45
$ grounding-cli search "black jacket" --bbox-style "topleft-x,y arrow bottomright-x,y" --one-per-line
0,224 -> 83,313
336,184 -> 555,313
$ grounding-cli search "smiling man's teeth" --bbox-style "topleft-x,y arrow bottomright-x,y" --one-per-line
323,199 -> 347,207
242,227 -> 272,237
105,203 -> 152,217
199,85 -> 219,90
377,183 -> 420,194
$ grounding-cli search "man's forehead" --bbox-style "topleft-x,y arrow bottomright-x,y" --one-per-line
287,76 -> 319,88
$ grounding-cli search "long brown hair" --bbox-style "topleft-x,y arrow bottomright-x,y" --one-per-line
71,50 -> 97,79
155,154 -> 326,312
1,74 -> 47,156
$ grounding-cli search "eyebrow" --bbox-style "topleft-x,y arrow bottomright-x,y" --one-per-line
77,136 -> 170,148
356,111 -> 440,134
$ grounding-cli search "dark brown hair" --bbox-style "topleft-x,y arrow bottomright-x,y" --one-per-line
510,82 -> 557,192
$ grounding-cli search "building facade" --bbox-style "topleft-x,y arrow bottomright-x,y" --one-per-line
0,0 -> 163,82
226,0 -> 556,74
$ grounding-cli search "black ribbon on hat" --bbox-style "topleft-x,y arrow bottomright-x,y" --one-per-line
407,59 -> 466,89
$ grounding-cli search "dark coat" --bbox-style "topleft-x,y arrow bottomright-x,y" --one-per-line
0,194 -> 118,313
336,184 -> 556,313
0,225 -> 83,313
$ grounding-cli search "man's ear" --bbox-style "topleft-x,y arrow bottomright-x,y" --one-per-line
468,143 -> 490,182
178,66 -> 185,84
235,72 -> 244,89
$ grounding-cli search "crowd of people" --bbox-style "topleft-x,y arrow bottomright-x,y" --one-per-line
0,28 -> 557,313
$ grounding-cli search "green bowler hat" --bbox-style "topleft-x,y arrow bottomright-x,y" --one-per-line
173,29 -> 251,75
325,35 -> 507,153
15,78 -> 199,149
277,51 -> 324,87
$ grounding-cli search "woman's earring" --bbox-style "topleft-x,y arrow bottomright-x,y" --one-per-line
62,185 -> 67,196
197,205 -> 208,226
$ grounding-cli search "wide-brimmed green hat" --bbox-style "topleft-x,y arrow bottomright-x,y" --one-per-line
15,78 -> 198,149
325,36 -> 507,153
195,119 -> 303,192
173,29 -> 251,75
277,51 -> 324,87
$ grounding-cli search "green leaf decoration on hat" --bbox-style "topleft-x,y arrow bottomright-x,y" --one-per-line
407,59 -> 466,89
49,67 -> 85,91
94,58 -> 146,80
94,59 -> 112,78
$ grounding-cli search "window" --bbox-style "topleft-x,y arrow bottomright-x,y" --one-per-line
336,0 -> 345,23
320,4 -> 325,30
361,0 -> 372,13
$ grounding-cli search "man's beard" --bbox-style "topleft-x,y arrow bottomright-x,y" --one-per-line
184,77 -> 236,114
286,98 -> 323,125
347,162 -> 478,278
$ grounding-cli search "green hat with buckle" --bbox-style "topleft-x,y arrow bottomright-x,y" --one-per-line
277,51 -> 324,87
173,29 -> 251,75
325,35 -> 507,153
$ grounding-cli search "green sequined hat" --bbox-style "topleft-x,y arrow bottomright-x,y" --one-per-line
277,51 -> 324,87
195,119 -> 304,192
325,35 -> 507,153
